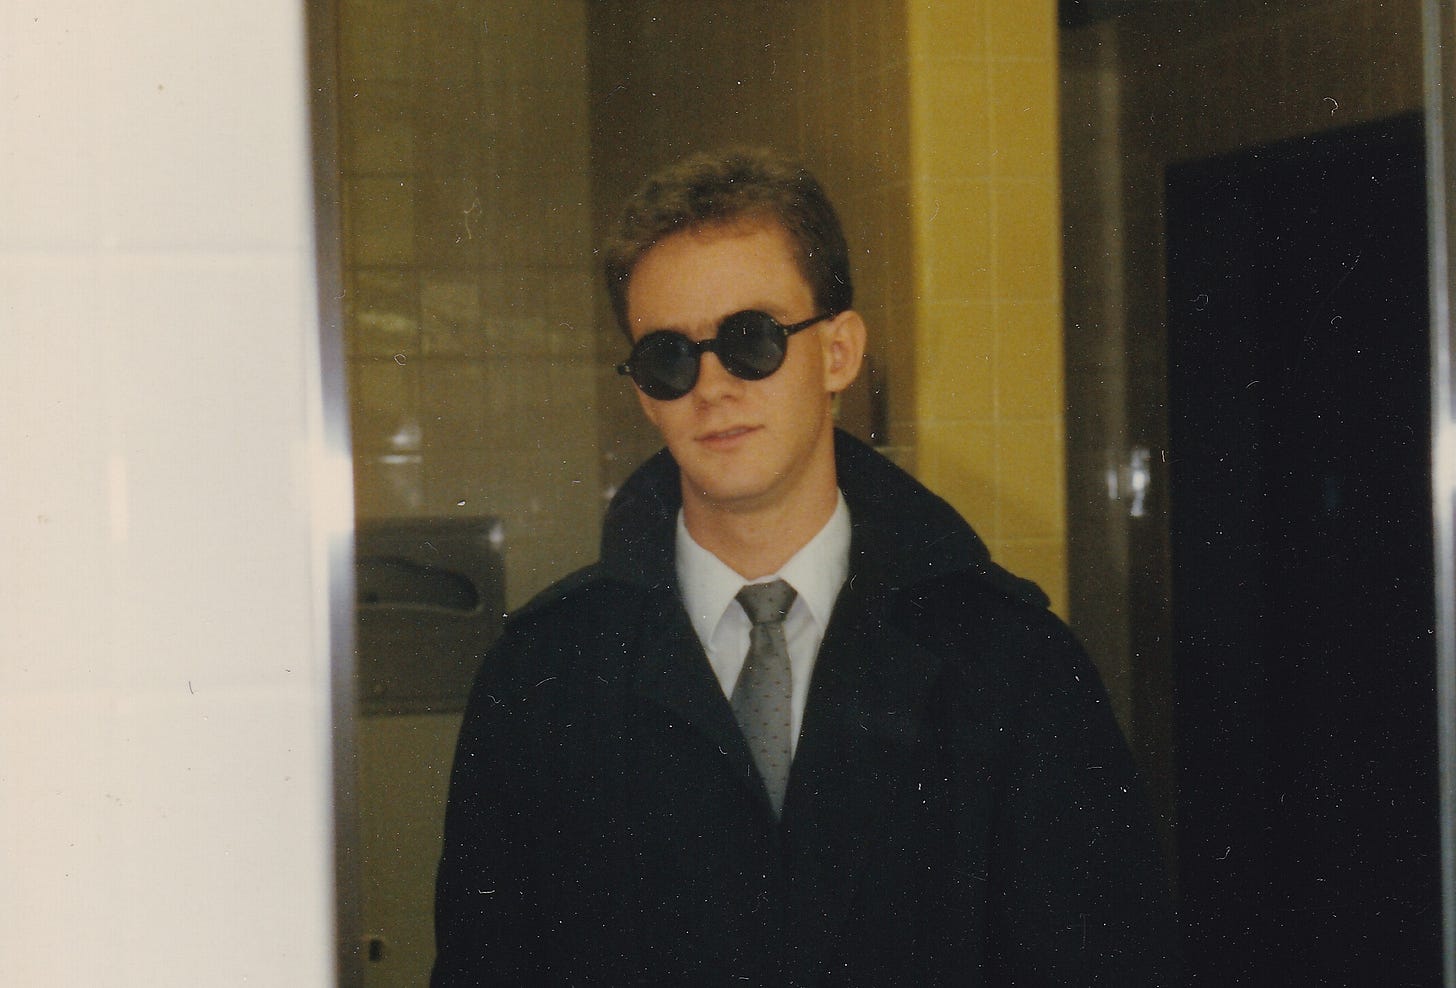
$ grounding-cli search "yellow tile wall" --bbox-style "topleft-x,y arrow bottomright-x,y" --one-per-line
907,0 -> 1068,612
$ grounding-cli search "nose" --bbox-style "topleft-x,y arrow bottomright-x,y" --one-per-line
691,350 -> 742,401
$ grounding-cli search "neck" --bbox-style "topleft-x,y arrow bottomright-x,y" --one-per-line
682,479 -> 839,580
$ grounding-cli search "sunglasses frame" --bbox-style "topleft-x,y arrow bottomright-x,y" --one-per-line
617,310 -> 835,401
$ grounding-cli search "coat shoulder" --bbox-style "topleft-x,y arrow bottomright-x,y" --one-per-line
891,571 -> 1095,688
510,562 -> 611,621
472,565 -> 643,690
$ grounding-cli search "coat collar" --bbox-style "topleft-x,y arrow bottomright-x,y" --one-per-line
599,429 -> 1046,608
627,589 -> 771,814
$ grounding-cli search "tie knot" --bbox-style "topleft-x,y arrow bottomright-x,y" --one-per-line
736,579 -> 797,626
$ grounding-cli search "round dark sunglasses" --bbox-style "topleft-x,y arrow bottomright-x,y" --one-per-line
617,310 -> 834,401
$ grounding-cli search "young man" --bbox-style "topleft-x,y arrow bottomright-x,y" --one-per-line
432,148 -> 1176,985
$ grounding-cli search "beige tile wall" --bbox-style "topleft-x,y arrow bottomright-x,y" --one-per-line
787,0 -> 916,459
341,0 -> 1072,614
340,0 -> 600,608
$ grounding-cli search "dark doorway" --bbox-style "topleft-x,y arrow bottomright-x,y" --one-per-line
1166,113 -> 1441,985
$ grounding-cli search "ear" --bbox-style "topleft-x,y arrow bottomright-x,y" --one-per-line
820,310 -> 867,393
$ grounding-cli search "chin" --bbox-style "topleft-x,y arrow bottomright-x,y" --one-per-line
691,482 -> 767,508
685,473 -> 779,512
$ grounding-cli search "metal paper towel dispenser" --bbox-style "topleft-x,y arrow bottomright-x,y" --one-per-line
354,517 -> 506,716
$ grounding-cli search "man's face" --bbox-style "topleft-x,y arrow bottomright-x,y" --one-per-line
624,219 -> 864,521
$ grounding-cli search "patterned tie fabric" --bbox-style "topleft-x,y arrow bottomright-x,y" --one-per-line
731,579 -> 798,817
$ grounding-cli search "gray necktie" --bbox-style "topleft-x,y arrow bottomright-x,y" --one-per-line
731,579 -> 797,817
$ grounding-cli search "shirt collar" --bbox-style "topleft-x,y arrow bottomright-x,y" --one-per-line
676,492 -> 851,644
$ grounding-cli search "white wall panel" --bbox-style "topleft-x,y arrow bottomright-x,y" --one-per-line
0,3 -> 341,984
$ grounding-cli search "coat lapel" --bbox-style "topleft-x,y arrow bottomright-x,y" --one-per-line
781,580 -> 944,972
628,592 -> 769,812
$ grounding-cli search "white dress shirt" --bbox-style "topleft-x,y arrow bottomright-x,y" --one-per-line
675,493 -> 852,753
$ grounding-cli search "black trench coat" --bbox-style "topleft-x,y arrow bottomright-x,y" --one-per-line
432,432 -> 1176,986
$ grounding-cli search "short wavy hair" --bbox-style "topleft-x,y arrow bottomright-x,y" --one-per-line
602,147 -> 853,337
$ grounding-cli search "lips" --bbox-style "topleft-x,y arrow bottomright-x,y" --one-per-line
698,424 -> 759,446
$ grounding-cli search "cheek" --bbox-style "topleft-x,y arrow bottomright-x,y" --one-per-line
638,392 -> 697,445
636,389 -> 665,429
778,351 -> 830,403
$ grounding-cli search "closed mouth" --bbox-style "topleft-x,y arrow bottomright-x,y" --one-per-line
699,425 -> 759,443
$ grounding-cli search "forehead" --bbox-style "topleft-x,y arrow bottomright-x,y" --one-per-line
625,219 -> 813,334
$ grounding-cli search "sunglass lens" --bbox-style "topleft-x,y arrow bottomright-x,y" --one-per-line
716,311 -> 787,380
631,331 -> 698,400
